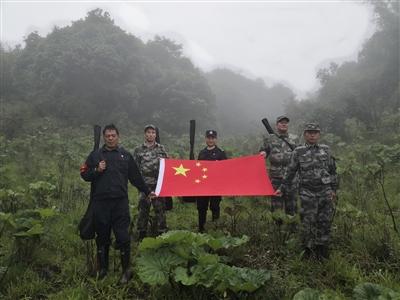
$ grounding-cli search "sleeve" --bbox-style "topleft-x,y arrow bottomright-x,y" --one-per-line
132,147 -> 140,166
80,151 -> 100,182
220,150 -> 227,160
198,150 -> 205,160
259,136 -> 272,157
159,145 -> 168,158
280,150 -> 300,192
329,154 -> 338,191
128,153 -> 150,196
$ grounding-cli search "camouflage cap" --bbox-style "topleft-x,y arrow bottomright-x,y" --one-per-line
276,115 -> 290,123
205,130 -> 217,138
144,124 -> 156,132
303,122 -> 321,132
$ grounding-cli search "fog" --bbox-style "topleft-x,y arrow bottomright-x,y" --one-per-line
2,1 -> 374,97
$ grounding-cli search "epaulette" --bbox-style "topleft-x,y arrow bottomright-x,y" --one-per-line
319,144 -> 329,149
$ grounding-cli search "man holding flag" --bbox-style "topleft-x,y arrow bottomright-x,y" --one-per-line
195,130 -> 227,232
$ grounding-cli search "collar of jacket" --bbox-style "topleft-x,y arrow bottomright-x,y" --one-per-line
142,142 -> 160,149
101,145 -> 122,153
305,143 -> 319,148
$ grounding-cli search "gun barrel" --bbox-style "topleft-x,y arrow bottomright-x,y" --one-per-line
261,118 -> 274,135
93,125 -> 101,151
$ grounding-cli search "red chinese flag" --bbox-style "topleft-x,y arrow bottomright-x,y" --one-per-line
155,155 -> 275,197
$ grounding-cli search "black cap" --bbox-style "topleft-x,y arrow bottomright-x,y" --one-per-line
205,130 -> 217,138
144,124 -> 156,132
276,115 -> 290,123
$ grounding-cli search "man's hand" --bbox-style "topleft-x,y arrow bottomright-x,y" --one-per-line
97,160 -> 106,172
148,192 -> 157,199
259,151 -> 267,158
274,189 -> 283,197
331,191 -> 336,202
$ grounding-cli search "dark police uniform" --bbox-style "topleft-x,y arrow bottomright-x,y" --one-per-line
197,130 -> 227,232
80,145 -> 150,277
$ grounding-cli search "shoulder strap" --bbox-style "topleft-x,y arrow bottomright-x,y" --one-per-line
277,135 -> 295,151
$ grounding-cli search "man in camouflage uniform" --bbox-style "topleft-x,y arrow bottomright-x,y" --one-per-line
133,124 -> 168,240
276,123 -> 337,259
260,115 -> 297,215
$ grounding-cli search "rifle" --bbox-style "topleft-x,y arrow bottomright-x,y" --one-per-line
182,120 -> 197,203
261,118 -> 295,151
155,127 -> 173,210
189,119 -> 196,160
93,124 -> 101,151
78,125 -> 101,276
78,125 -> 101,240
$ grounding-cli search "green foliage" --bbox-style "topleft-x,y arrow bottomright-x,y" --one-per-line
2,9 -> 217,137
353,282 -> 400,300
137,230 -> 270,294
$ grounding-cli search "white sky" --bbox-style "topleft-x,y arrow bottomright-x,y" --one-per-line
1,1 -> 375,97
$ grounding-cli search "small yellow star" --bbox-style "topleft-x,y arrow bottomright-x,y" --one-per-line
202,175 -> 208,179
195,179 -> 201,183
173,164 -> 190,177
196,162 -> 201,167
202,168 -> 208,172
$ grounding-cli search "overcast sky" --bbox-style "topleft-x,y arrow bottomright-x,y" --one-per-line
1,0 -> 375,97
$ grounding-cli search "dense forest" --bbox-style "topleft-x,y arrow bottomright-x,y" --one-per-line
0,1 -> 399,299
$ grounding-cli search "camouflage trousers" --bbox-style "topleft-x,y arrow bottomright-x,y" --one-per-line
299,187 -> 334,248
271,178 -> 297,215
137,192 -> 167,234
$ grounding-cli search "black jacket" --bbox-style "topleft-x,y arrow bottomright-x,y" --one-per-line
198,146 -> 227,161
81,145 -> 150,200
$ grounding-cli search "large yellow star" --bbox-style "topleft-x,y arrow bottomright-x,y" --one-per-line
173,164 -> 190,177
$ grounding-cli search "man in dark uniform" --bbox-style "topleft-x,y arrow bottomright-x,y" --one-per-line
80,124 -> 154,283
196,130 -> 227,232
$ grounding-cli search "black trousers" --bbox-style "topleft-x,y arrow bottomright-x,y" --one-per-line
93,197 -> 130,250
197,196 -> 221,214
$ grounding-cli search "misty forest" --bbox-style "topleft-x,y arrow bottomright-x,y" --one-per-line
1,2 -> 399,299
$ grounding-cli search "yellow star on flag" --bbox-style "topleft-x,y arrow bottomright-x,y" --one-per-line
173,164 -> 190,177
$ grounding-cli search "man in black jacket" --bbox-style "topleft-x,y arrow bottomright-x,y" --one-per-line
80,124 -> 154,283
197,130 -> 227,232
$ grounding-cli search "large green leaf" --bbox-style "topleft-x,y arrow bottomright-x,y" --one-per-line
137,250 -> 186,285
353,283 -> 400,300
14,223 -> 44,237
293,288 -> 321,300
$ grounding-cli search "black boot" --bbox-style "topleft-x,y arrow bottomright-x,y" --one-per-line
97,245 -> 109,279
198,209 -> 207,233
316,245 -> 329,260
302,247 -> 313,260
119,247 -> 132,284
212,210 -> 220,221
138,231 -> 146,241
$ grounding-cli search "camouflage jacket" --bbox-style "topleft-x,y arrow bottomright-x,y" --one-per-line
281,143 -> 338,192
133,142 -> 168,186
260,133 -> 297,179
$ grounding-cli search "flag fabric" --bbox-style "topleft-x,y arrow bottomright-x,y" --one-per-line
155,155 -> 275,197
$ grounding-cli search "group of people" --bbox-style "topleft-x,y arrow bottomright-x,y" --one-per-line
261,116 -> 338,261
80,116 -> 337,283
80,124 -> 227,282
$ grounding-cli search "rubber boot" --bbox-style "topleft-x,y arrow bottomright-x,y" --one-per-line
97,245 -> 109,279
302,247 -> 313,260
119,247 -> 132,284
198,209 -> 207,233
211,210 -> 220,221
138,231 -> 146,242
316,245 -> 330,260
